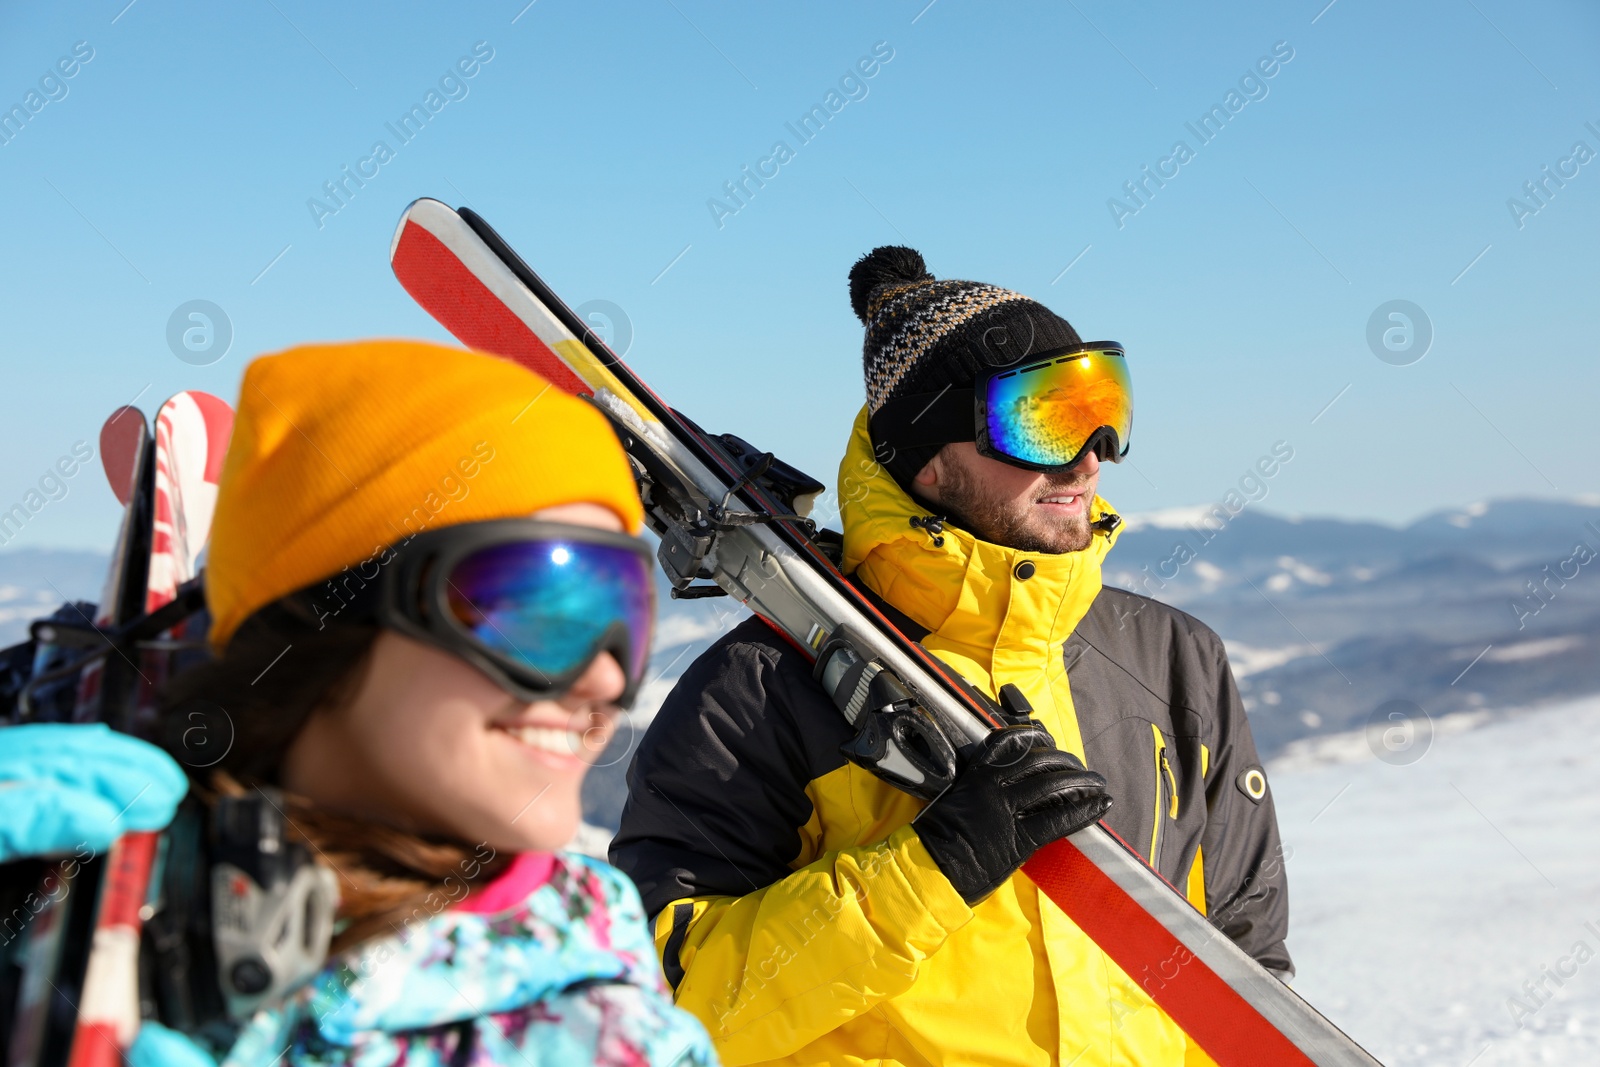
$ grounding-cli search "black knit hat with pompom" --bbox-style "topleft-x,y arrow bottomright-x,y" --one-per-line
848,246 -> 1082,492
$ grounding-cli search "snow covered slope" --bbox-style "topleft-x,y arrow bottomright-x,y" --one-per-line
1273,694 -> 1600,1066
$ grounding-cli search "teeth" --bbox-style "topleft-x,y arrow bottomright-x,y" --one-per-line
500,725 -> 582,756
1042,494 -> 1079,504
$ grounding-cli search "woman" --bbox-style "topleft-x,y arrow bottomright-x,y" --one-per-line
3,340 -> 716,1066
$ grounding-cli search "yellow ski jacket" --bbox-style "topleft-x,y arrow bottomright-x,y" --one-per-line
612,409 -> 1290,1066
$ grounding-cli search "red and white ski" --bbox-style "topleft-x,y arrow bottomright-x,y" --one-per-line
64,391 -> 234,1067
8,408 -> 154,1067
146,390 -> 233,615
389,197 -> 1382,1067
11,394 -> 234,1067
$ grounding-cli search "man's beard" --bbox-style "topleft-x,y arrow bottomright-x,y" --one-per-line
937,462 -> 1096,554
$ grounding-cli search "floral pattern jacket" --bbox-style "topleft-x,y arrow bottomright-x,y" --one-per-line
217,853 -> 717,1067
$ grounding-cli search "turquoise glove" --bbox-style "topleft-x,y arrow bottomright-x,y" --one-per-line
0,723 -> 188,862
128,1022 -> 219,1067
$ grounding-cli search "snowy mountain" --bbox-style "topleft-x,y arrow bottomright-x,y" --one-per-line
1106,497 -> 1600,757
579,496 -> 1600,829
6,497 -> 1598,840
0,550 -> 107,643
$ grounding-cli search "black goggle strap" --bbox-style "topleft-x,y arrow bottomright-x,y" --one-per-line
868,388 -> 976,455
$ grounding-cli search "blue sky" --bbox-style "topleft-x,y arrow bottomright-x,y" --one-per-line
1,0 -> 1596,550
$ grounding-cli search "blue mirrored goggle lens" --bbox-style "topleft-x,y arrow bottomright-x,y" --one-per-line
443,540 -> 654,686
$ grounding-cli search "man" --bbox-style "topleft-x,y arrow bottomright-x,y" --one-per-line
611,247 -> 1290,1066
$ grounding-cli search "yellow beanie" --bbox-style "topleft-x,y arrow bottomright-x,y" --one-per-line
205,339 -> 644,650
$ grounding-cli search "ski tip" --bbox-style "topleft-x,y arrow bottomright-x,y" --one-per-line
154,390 -> 236,485
157,389 -> 232,420
99,406 -> 148,506
391,197 -> 456,263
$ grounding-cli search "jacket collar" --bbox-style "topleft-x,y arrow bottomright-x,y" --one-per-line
838,406 -> 1121,677
237,854 -> 658,1047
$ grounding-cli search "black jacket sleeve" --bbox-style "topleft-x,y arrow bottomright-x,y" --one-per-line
610,617 -> 850,918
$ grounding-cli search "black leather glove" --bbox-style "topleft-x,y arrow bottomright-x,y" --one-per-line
913,723 -> 1112,905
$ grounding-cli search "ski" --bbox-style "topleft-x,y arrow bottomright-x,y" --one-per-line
71,411 -> 156,729
146,391 -> 233,615
63,391 -> 234,1067
10,395 -> 234,1067
129,391 -> 233,738
97,406 -> 145,508
389,197 -> 1382,1067
7,408 -> 153,1067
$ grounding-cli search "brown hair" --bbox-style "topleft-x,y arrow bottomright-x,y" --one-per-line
160,594 -> 510,955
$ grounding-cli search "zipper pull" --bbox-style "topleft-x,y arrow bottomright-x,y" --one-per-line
1161,751 -> 1179,818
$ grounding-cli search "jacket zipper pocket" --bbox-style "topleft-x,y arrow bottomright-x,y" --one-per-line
1148,724 -> 1179,866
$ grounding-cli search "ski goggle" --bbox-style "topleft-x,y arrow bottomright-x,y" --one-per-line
977,344 -> 1132,470
305,519 -> 655,708
867,342 -> 1133,472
